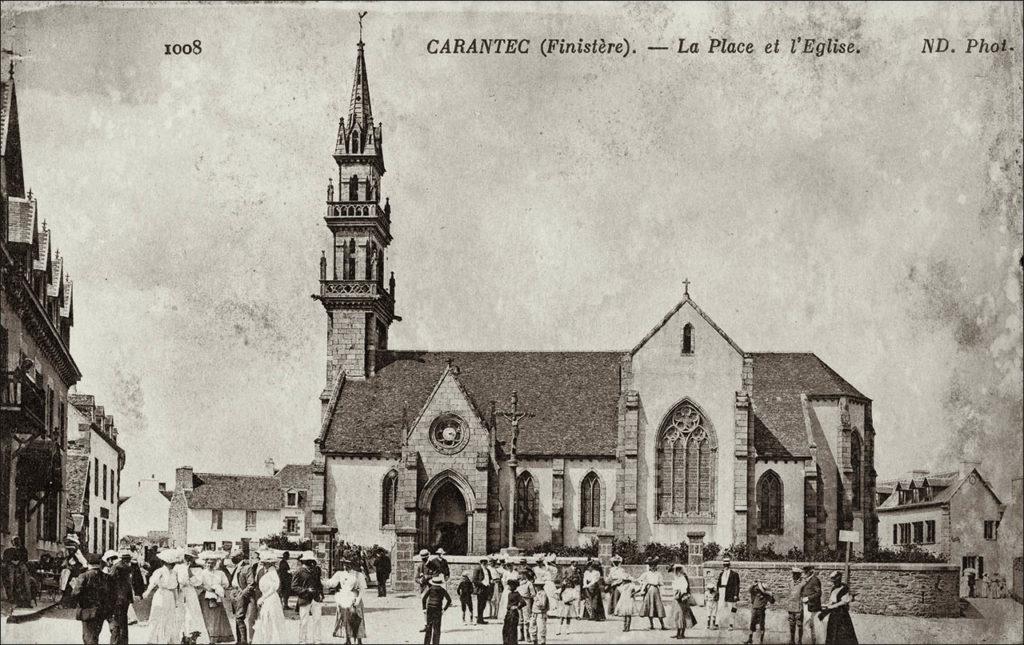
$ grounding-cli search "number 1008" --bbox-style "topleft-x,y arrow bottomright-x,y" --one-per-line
165,40 -> 202,55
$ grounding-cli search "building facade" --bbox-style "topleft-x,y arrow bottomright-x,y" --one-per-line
315,39 -> 879,559
877,464 -> 1005,577
169,460 -> 316,553
118,476 -> 172,541
64,394 -> 126,554
1,68 -> 82,559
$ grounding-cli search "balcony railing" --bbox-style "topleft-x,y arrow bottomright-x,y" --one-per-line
1,370 -> 47,432
320,280 -> 392,299
325,201 -> 388,222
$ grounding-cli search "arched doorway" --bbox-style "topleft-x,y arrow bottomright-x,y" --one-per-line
429,481 -> 468,555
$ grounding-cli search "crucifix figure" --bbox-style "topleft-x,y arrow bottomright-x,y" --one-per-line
498,390 -> 534,549
358,11 -> 367,42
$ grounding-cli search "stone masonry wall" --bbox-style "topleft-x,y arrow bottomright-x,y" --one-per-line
704,560 -> 960,617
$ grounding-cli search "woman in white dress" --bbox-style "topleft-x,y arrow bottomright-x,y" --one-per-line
325,559 -> 364,644
497,561 -> 520,620
175,548 -> 209,643
145,550 -> 182,644
198,554 -> 234,643
252,552 -> 285,644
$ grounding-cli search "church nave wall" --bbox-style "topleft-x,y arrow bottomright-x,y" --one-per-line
326,456 -> 401,550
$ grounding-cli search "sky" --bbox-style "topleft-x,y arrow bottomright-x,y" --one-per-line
1,2 -> 1021,496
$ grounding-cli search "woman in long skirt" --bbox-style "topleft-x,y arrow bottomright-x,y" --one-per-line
582,563 -> 605,620
613,578 -> 641,632
670,563 -> 697,639
144,550 -> 181,644
605,556 -> 626,617
175,549 -> 209,643
637,559 -> 667,630
326,559 -> 365,644
822,571 -> 858,645
253,553 -> 286,644
502,579 -> 525,645
198,555 -> 234,643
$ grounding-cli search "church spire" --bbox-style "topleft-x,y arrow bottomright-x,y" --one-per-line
348,32 -> 373,132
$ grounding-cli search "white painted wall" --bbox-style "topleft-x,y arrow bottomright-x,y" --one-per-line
326,456 -> 400,551
119,478 -> 170,539
186,508 -> 282,548
631,300 -> 744,546
752,460 -> 806,553
70,404 -> 122,554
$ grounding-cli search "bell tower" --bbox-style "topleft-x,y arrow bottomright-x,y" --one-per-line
317,33 -> 396,408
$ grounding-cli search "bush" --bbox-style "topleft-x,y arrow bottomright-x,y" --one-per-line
523,538 -> 598,558
263,533 -> 312,552
716,542 -> 946,564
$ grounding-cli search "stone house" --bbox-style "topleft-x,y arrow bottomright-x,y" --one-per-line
877,463 -> 1005,577
1,68 -> 82,559
312,37 -> 880,562
169,460 -> 316,553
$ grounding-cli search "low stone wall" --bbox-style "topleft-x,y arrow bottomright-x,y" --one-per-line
703,560 -> 961,618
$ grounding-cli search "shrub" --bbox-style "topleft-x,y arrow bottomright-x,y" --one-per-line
263,533 -> 312,552
524,538 -> 598,558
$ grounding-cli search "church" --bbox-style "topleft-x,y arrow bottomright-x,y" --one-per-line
313,37 -> 879,560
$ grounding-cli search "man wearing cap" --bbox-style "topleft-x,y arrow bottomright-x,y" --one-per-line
416,549 -> 432,593
292,551 -> 324,644
472,557 -> 493,624
72,553 -> 112,645
786,567 -> 805,645
373,548 -> 391,598
108,550 -> 138,644
717,556 -> 740,632
800,565 -> 822,644
746,579 -> 775,644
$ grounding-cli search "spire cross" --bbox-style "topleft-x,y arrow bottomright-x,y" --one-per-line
358,11 -> 367,44
683,278 -> 691,296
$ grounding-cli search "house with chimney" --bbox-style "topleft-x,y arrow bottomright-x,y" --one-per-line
168,459 -> 319,553
877,462 -> 1005,578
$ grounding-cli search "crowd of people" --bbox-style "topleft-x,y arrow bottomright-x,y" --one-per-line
410,549 -> 860,645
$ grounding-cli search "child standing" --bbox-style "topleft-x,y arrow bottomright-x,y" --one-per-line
704,573 -> 719,629
613,577 -> 639,632
746,580 -> 775,645
519,569 -> 535,642
555,580 -> 578,635
530,578 -> 549,645
456,571 -> 474,625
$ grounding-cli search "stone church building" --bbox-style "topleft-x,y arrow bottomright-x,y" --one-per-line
314,38 -> 879,560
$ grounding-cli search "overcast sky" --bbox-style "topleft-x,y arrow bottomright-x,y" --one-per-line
2,2 -> 1021,495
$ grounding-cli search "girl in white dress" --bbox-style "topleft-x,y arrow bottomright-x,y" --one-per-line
253,552 -> 285,644
145,550 -> 181,644
175,549 -> 209,643
325,559 -> 364,644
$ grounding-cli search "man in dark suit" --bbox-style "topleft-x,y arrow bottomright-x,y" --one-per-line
232,556 -> 260,644
800,564 -> 823,644
472,558 -> 493,625
374,548 -> 392,597
108,551 -> 137,644
434,548 -> 451,580
717,555 -> 741,631
72,554 -> 111,645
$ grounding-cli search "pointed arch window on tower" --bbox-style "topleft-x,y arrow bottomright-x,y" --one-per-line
656,401 -> 717,520
580,472 -> 602,529
756,470 -> 783,534
682,323 -> 695,355
349,174 -> 359,201
365,246 -> 375,281
515,472 -> 538,533
344,238 -> 356,280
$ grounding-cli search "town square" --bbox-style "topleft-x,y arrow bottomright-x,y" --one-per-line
1,2 -> 1022,644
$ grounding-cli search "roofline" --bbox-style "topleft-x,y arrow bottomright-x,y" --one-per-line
630,295 -> 744,357
876,500 -> 949,512
316,371 -> 347,446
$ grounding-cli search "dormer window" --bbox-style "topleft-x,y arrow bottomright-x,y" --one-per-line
286,490 -> 297,507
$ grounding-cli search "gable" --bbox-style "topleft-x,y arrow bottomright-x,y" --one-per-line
631,296 -> 744,357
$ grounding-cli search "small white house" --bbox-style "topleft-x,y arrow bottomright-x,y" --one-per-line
119,476 -> 173,540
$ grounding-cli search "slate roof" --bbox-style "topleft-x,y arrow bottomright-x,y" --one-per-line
275,463 -> 313,489
7,196 -> 34,244
0,80 -> 13,156
321,351 -> 622,457
876,470 -> 987,511
187,473 -> 283,510
750,352 -> 868,459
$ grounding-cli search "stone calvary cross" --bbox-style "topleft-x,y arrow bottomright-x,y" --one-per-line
498,390 -> 534,549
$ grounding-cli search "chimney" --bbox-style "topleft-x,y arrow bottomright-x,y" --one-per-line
175,466 -> 194,492
265,458 -> 276,476
959,461 -> 982,479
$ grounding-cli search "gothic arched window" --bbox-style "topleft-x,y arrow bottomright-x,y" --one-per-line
757,470 -> 783,534
381,470 -> 398,527
515,472 -> 538,533
682,323 -> 694,355
580,472 -> 602,529
656,400 -> 717,519
349,174 -> 359,201
851,431 -> 862,511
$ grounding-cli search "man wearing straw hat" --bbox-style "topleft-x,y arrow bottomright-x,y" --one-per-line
716,555 -> 741,632
800,564 -> 822,644
422,573 -> 452,645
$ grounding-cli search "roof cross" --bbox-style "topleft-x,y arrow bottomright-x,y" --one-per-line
683,278 -> 691,296
358,11 -> 367,44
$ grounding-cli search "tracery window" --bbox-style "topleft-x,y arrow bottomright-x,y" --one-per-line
757,470 -> 783,534
515,472 -> 538,532
656,401 -> 717,519
580,472 -> 602,529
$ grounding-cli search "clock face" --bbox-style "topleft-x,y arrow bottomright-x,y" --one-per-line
430,417 -> 469,455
